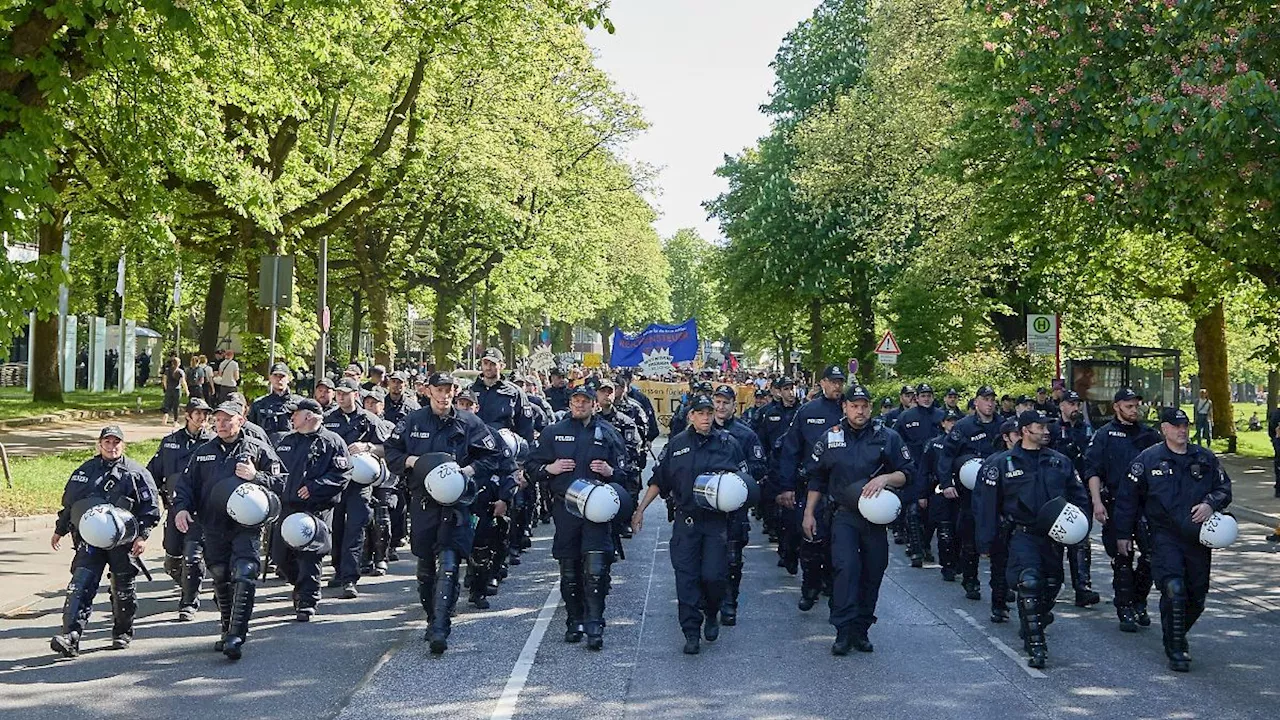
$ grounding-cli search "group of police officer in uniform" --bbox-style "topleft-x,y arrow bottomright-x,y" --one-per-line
49,355 -> 1236,674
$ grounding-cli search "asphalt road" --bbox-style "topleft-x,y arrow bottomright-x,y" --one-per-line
3,487 -> 1280,719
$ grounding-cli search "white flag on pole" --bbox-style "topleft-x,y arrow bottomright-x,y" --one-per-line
115,254 -> 126,297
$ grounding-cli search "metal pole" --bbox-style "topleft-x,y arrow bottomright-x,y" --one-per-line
316,235 -> 328,377
268,261 -> 279,368
470,288 -> 478,369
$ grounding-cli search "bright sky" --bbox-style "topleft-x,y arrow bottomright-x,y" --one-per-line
588,0 -> 821,243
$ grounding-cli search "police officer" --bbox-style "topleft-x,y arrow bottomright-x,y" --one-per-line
757,377 -> 801,556
742,388 -> 771,430
884,385 -> 916,428
471,348 -> 534,586
363,364 -> 386,391
974,410 -> 1090,669
172,401 -> 286,660
895,383 -> 944,565
633,393 -> 752,654
359,386 -> 397,575
324,378 -> 392,598
1114,407 -> 1232,672
597,378 -> 644,538
248,362 -> 300,443
999,394 -> 1017,419
916,408 -> 964,568
1048,390 -> 1100,607
49,426 -> 161,656
146,399 -> 214,621
381,372 -> 418,562
712,384 -> 766,626
937,385 -> 1004,600
527,384 -> 630,650
1083,387 -> 1160,632
943,388 -> 962,413
618,369 -> 660,447
384,371 -> 421,424
271,398 -> 351,620
778,366 -> 846,610
1034,386 -> 1058,416
546,367 -> 571,412
669,379 -> 713,436
313,376 -> 337,413
803,385 -> 913,655
384,371 -> 505,654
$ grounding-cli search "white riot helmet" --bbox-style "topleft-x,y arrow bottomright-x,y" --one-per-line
75,502 -> 140,549
423,461 -> 470,506
497,428 -> 529,463
216,480 -> 282,527
693,472 -> 750,513
1035,496 -> 1090,545
280,512 -> 332,552
858,489 -> 902,525
1199,511 -> 1238,549
350,453 -> 386,486
565,479 -> 621,523
959,458 -> 983,490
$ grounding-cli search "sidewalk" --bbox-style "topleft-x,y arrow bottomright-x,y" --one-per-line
1219,454 -> 1280,530
0,415 -> 172,459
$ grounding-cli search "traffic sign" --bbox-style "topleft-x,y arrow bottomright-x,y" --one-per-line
1027,314 -> 1058,355
848,358 -> 859,378
875,331 -> 901,355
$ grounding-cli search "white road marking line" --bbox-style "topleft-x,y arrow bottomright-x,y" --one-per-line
490,582 -> 562,720
954,608 -> 1048,679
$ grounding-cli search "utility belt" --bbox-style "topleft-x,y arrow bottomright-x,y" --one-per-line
674,507 -> 726,527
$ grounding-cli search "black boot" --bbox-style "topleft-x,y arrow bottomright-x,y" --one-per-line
831,625 -> 853,656
164,554 -> 184,585
583,552 -> 609,651
210,565 -> 233,652
1163,579 -> 1191,672
962,578 -> 981,601
798,586 -> 820,612
905,506 -> 926,568
851,626 -> 874,653
109,572 -> 138,646
1069,540 -> 1100,606
468,549 -> 492,609
703,610 -> 720,642
178,540 -> 204,620
560,559 -> 584,643
428,551 -> 460,654
723,541 -> 743,626
683,633 -> 700,655
937,521 -> 957,581
1017,571 -> 1047,669
223,579 -> 256,661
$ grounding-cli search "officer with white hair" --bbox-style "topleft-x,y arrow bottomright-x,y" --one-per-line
49,426 -> 161,657
173,401 -> 286,660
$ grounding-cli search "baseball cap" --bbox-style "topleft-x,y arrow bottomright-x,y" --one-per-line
1159,407 -> 1190,425
693,380 -> 714,393
999,419 -> 1018,435
774,376 -> 796,388
389,371 -> 408,382
214,401 -> 246,417
945,388 -> 959,397
844,385 -> 872,402
364,386 -> 386,402
916,383 -> 934,394
821,365 -> 847,382
900,385 -> 915,395
713,384 -> 736,399
1017,410 -> 1053,429
754,388 -> 770,398
371,365 -> 386,375
881,398 -> 894,408
1114,388 -> 1142,402
1036,386 -> 1048,394
336,378 -> 360,393
687,393 -> 714,411
975,385 -> 997,398
570,384 -> 595,399
596,378 -> 616,391
1061,390 -> 1082,403
269,362 -> 290,376
99,425 -> 125,441
287,398 -> 323,414
316,377 -> 336,390
480,347 -> 504,363
1016,394 -> 1033,405
184,398 -> 212,413
427,371 -> 455,387
943,408 -> 964,422
549,367 -> 565,377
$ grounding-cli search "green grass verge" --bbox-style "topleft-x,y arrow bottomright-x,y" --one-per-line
0,386 -> 166,423
0,439 -> 162,518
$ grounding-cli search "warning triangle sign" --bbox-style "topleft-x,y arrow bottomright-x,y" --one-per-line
875,331 -> 901,355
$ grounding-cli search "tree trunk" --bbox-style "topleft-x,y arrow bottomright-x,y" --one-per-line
808,297 -> 823,375
199,246 -> 233,357
1192,299 -> 1236,452
432,291 -> 457,369
366,282 -> 393,366
499,322 -> 515,366
348,287 -> 364,364
554,321 -> 573,353
1268,369 -> 1278,414
598,319 -> 612,364
32,210 -> 65,402
851,266 -> 876,383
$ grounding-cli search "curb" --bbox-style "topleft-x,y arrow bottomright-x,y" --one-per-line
1233,505 -> 1280,532
0,514 -> 58,535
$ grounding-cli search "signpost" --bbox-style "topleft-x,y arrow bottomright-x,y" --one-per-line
1027,313 -> 1061,378
258,255 -> 295,368
875,330 -> 901,366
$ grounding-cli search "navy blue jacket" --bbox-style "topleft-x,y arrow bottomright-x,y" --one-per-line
56,456 -> 161,540
650,427 -> 750,515
248,390 -> 301,441
1081,419 -> 1160,497
973,445 -> 1088,554
173,432 -> 286,533
470,378 -> 535,442
146,425 -> 214,506
756,399 -> 800,478
896,404 -> 944,460
777,395 -> 844,492
717,415 -> 766,483
382,391 -> 421,425
1047,417 -> 1091,474
383,406 -> 504,506
527,414 -> 629,499
804,419 -> 914,512
324,406 -> 393,446
937,413 -> 1004,490
626,386 -> 661,443
1114,442 -> 1232,539
274,428 -> 352,513
546,385 -> 571,413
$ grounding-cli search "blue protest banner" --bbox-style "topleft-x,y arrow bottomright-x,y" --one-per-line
609,319 -> 700,368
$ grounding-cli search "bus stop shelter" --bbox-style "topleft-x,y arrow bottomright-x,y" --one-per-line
1065,344 -> 1181,420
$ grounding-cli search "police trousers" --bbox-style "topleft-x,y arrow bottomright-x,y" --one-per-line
669,512 -> 729,636
1150,527 -> 1212,632
828,509 -> 889,631
331,486 -> 372,583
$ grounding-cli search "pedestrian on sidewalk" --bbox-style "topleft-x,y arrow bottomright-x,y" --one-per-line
161,356 -> 188,425
1269,406 -> 1280,498
49,426 -> 162,657
213,350 -> 241,405
1193,389 -> 1213,448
